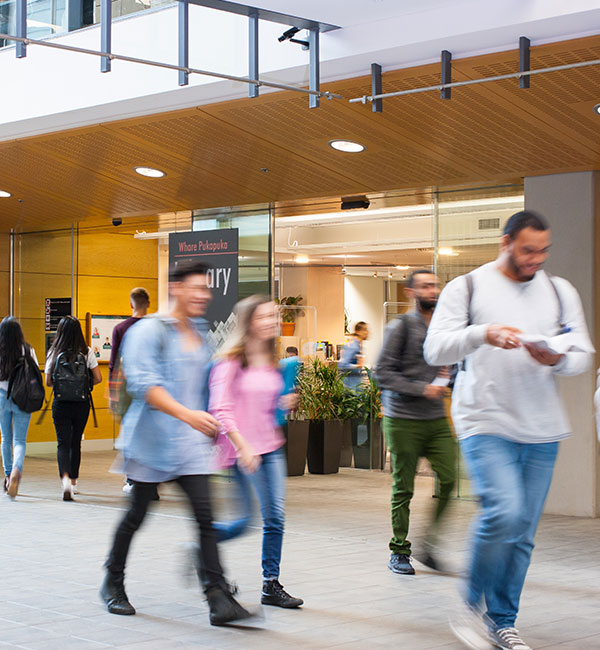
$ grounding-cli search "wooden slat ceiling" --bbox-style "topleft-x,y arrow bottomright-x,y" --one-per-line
1,34 -> 600,231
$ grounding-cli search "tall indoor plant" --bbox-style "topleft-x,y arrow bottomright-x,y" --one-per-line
298,358 -> 354,474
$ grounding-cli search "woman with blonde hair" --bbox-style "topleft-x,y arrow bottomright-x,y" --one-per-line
209,295 -> 303,609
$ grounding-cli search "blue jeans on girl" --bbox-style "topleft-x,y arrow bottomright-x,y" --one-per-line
0,388 -> 32,476
214,448 -> 287,579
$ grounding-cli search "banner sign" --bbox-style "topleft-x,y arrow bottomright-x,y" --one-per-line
168,229 -> 239,345
45,297 -> 72,332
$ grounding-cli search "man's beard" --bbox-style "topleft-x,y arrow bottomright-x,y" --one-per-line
417,296 -> 437,312
508,252 -> 538,282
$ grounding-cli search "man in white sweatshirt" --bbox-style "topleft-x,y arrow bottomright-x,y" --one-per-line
424,210 -> 592,650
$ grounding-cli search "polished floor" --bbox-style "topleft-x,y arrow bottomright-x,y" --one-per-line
1,450 -> 599,650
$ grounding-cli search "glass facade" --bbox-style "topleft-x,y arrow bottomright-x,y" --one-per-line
0,0 -> 174,49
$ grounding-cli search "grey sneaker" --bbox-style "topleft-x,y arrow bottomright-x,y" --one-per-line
449,600 -> 493,650
489,628 -> 532,650
387,553 -> 415,575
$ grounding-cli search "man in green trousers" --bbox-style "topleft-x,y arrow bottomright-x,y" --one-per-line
375,270 -> 456,575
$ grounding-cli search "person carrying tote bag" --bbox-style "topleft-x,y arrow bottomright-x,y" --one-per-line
0,316 -> 40,498
45,316 -> 102,501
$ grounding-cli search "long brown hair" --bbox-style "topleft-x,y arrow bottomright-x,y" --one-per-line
0,317 -> 29,380
218,295 -> 277,367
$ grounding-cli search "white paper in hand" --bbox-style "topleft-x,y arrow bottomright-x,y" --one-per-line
432,376 -> 450,387
518,332 -> 595,355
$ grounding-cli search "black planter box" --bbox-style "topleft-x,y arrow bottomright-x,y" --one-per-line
352,418 -> 385,469
339,420 -> 353,467
283,420 -> 310,476
307,419 -> 343,474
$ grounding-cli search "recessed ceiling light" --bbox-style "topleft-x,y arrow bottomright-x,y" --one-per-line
438,247 -> 459,256
134,166 -> 166,178
0,190 -> 11,198
593,103 -> 600,115
328,139 -> 366,153
295,255 -> 310,264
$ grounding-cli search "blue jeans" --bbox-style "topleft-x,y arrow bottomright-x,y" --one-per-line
0,388 -> 32,476
214,448 -> 287,580
460,435 -> 558,629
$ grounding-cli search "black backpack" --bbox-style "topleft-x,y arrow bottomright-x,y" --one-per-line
52,351 -> 90,402
7,349 -> 45,413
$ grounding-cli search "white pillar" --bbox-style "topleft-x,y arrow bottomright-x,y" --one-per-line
525,172 -> 599,517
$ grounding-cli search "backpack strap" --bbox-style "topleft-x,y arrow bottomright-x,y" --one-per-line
35,389 -> 53,425
465,272 -> 474,327
460,273 -> 475,371
545,271 -> 567,332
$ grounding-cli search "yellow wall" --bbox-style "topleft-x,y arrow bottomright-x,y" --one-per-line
0,234 -> 9,317
15,228 -> 158,442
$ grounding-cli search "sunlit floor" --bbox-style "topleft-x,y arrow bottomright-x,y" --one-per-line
1,450 -> 599,650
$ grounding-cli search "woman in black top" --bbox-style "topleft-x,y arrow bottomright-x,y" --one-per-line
46,316 -> 101,501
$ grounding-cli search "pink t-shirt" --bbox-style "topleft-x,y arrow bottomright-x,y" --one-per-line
209,358 -> 284,468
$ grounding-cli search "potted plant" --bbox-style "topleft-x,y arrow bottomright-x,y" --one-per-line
276,296 -> 304,336
282,401 -> 310,477
298,358 -> 350,474
353,369 -> 384,469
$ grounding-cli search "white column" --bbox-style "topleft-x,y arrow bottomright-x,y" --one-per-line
525,172 -> 599,517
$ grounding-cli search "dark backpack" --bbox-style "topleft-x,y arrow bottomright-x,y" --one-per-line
7,349 -> 45,413
52,351 -> 90,402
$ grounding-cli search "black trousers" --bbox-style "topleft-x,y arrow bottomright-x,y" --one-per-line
52,400 -> 90,479
105,475 -> 224,589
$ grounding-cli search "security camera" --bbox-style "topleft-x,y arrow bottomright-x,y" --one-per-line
278,27 -> 300,42
112,217 -> 122,227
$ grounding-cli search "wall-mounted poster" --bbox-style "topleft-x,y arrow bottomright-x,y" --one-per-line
86,314 -> 130,364
45,297 -> 72,332
169,228 -> 239,349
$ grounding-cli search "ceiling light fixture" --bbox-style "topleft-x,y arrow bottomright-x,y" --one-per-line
0,190 -> 11,198
134,166 -> 166,178
395,265 -> 410,270
438,247 -> 459,256
594,103 -> 600,115
328,139 -> 366,153
295,255 -> 310,264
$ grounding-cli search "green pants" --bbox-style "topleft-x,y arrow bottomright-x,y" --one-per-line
384,416 -> 457,555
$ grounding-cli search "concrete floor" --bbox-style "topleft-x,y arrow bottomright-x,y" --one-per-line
1,450 -> 599,650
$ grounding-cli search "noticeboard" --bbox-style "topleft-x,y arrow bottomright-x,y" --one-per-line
86,313 -> 130,364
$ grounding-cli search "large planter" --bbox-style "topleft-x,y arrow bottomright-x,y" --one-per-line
339,420 -> 353,467
281,322 -> 295,336
283,420 -> 310,476
307,419 -> 343,474
353,418 -> 385,469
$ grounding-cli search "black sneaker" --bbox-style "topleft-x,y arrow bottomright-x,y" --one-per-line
206,583 -> 252,626
387,553 -> 415,575
261,579 -> 303,608
99,572 -> 136,615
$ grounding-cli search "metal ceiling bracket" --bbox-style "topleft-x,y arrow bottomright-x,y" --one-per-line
441,50 -> 451,99
309,28 -> 320,109
249,13 -> 259,98
100,0 -> 112,72
519,36 -> 530,89
15,0 -> 26,58
371,63 -> 383,113
178,0 -> 189,86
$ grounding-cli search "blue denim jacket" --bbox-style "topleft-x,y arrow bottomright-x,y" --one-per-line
116,315 -> 212,474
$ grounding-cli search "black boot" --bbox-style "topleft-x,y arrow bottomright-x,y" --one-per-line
261,579 -> 303,608
206,583 -> 251,626
99,571 -> 136,615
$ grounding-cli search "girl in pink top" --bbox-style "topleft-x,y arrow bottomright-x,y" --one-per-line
209,295 -> 303,609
